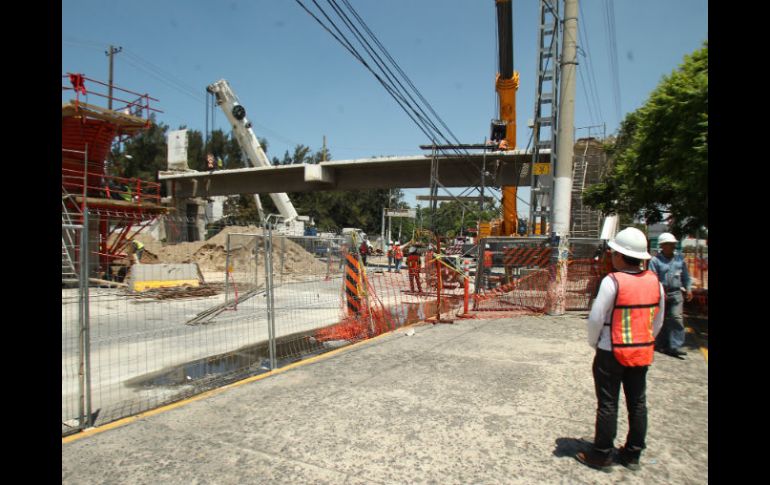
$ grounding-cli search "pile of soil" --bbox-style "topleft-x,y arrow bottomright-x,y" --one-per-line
132,226 -> 329,276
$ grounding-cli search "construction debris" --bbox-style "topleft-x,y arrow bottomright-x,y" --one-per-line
128,283 -> 226,300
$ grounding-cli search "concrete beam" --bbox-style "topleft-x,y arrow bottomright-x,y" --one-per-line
304,164 -> 335,184
159,150 -> 548,198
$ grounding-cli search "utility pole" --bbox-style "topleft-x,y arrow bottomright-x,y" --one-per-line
322,135 -> 327,162
547,0 -> 578,315
105,45 -> 122,110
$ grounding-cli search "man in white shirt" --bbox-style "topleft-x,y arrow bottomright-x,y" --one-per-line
576,227 -> 665,472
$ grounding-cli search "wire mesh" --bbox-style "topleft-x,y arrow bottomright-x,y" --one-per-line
62,223 -> 85,436
62,211 -> 284,430
61,207 -> 609,436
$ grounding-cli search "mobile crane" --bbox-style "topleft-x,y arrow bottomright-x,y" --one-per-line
206,79 -> 308,235
490,0 -> 520,236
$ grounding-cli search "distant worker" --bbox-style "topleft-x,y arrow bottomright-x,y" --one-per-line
406,246 -> 422,293
217,156 -> 224,170
207,153 -> 215,171
649,232 -> 693,358
128,239 -> 145,265
387,241 -> 394,272
359,239 -> 369,266
119,184 -> 134,203
393,242 -> 404,272
483,243 -> 494,289
577,227 -> 665,472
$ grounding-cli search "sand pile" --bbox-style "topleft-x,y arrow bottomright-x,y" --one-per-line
132,226 -> 329,276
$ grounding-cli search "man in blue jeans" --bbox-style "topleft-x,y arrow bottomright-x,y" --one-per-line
649,232 -> 693,358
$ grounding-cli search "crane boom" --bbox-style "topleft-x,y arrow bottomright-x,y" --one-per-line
206,79 -> 299,224
494,0 -> 520,236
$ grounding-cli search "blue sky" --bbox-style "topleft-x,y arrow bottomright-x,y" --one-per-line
62,0 -> 707,214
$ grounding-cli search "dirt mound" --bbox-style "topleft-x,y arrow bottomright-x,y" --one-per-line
133,226 -> 328,276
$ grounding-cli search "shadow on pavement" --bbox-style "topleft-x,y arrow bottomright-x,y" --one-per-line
553,437 -> 593,459
684,314 -> 708,353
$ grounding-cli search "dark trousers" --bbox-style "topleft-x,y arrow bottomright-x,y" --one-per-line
592,349 -> 648,458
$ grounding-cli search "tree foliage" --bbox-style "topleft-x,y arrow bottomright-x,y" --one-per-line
583,42 -> 708,236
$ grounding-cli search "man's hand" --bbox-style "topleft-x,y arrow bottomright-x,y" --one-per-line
685,290 -> 693,302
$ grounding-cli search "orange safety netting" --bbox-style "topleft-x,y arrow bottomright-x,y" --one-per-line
315,252 -> 609,343
315,250 -> 465,342
684,254 -> 709,289
473,259 -> 606,312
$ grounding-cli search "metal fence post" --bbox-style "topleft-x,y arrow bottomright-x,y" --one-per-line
280,236 -> 285,286
326,239 -> 332,279
80,210 -> 93,428
76,222 -> 85,430
473,239 -> 485,310
225,233 -> 231,303
265,229 -> 277,370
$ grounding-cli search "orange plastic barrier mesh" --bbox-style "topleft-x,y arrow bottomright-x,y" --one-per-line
472,259 -> 605,313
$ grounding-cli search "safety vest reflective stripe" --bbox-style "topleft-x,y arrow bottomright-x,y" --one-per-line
609,271 -> 660,365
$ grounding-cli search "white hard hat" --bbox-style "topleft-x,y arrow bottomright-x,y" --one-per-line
389,240 -> 393,245
658,232 -> 678,245
485,244 -> 490,249
409,246 -> 416,253
608,227 -> 651,260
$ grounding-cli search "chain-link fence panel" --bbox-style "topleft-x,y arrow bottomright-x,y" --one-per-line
62,221 -> 88,436
62,211 -> 283,431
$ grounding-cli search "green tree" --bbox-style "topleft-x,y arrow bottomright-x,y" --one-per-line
109,114 -> 169,184
583,41 -> 708,236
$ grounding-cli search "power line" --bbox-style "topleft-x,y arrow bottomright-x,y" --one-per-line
578,66 -> 596,126
578,1 -> 604,126
294,0 -> 488,218
603,0 -> 622,124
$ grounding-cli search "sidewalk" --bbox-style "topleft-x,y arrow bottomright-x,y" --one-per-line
62,313 -> 708,484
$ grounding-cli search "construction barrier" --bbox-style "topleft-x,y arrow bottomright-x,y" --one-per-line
684,254 -> 709,289
128,263 -> 201,292
61,213 -> 616,437
344,253 -> 362,316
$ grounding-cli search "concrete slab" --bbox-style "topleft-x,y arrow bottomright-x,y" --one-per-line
128,263 -> 201,291
62,313 -> 707,484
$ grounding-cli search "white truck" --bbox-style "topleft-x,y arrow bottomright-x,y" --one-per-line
206,79 -> 309,236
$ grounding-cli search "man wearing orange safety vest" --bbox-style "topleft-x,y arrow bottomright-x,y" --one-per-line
577,227 -> 665,472
483,244 -> 494,289
406,246 -> 422,293
392,242 -> 404,272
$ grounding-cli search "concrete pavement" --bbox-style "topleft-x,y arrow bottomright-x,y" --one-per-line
62,313 -> 707,484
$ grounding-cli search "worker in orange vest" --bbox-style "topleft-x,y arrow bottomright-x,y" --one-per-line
406,246 -> 422,292
393,242 -> 404,272
577,227 -> 665,472
483,244 -> 494,289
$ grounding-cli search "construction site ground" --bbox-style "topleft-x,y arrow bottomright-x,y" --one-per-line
62,312 -> 708,484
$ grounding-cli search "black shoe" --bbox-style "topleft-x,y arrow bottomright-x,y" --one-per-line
671,349 -> 688,356
617,446 -> 641,471
576,451 -> 613,472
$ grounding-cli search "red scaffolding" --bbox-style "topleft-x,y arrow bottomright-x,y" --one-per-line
62,73 -> 167,274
